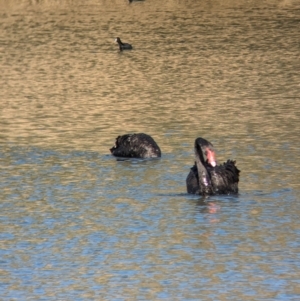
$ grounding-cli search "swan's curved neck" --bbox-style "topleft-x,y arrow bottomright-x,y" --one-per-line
195,146 -> 213,195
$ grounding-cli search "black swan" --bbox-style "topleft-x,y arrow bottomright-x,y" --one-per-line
110,133 -> 161,158
186,137 -> 240,196
115,37 -> 133,51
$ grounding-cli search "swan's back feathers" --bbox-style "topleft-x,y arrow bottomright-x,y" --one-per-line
110,133 -> 161,158
210,160 -> 240,194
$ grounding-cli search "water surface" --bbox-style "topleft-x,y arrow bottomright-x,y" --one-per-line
0,0 -> 300,300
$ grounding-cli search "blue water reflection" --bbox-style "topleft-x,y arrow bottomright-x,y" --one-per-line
1,146 -> 299,299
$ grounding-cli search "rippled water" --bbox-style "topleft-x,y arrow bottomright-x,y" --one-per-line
1,0 -> 300,300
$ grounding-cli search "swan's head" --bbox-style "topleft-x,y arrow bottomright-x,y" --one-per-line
195,137 -> 216,167
110,135 -> 122,153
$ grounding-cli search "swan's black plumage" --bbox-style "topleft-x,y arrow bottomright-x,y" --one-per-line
110,133 -> 161,158
115,37 -> 133,51
186,137 -> 240,196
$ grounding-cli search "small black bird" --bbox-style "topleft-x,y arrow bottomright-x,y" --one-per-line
115,37 -> 133,51
129,0 -> 145,3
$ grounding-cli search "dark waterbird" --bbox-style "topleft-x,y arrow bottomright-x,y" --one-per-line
115,37 -> 133,51
186,137 -> 240,196
129,0 -> 145,3
110,133 -> 161,158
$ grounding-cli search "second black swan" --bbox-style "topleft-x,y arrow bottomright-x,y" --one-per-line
186,137 -> 240,196
110,133 -> 161,158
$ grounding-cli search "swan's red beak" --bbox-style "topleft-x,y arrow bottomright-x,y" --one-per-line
206,149 -> 216,167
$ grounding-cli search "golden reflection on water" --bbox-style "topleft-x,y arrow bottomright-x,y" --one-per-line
1,0 -> 299,199
0,0 -> 299,192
